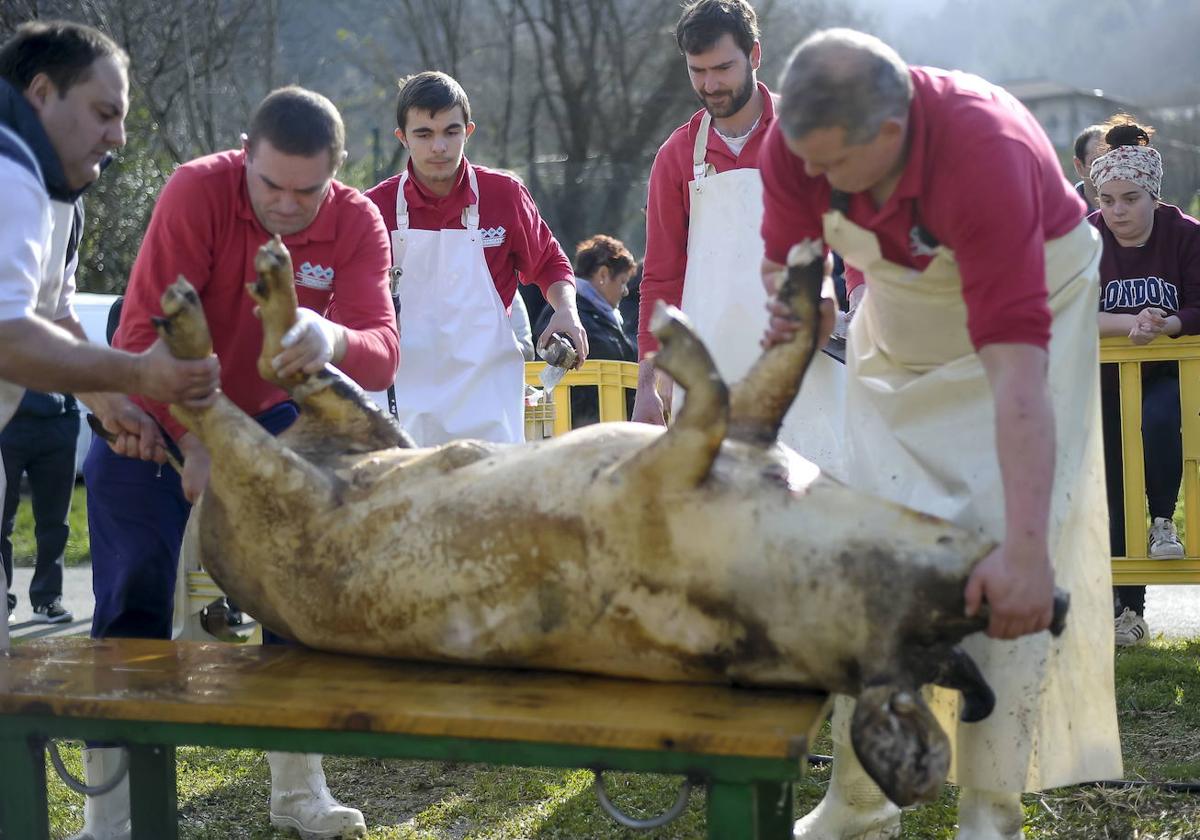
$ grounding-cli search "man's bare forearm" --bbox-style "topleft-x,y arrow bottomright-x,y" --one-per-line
980,343 -> 1055,556
0,316 -> 141,396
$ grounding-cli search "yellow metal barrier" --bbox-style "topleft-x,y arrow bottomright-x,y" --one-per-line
524,360 -> 640,438
1101,335 -> 1200,584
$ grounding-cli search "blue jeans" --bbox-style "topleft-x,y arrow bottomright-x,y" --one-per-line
0,411 -> 79,611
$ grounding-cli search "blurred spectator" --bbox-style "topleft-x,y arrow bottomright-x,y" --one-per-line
535,235 -> 638,425
1,389 -> 80,623
1091,116 -> 1200,646
509,285 -> 536,361
1073,124 -> 1105,207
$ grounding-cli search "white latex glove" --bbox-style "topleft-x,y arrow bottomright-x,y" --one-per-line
274,307 -> 345,377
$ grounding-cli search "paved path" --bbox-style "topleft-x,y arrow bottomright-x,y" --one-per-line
7,566 -> 1200,643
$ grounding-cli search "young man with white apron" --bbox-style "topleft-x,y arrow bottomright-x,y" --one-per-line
365,72 -> 586,447
760,30 -> 1121,840
635,0 -> 844,476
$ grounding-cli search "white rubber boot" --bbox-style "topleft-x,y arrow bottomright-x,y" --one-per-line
67,747 -> 131,840
794,740 -> 900,838
955,788 -> 1023,840
267,752 -> 366,839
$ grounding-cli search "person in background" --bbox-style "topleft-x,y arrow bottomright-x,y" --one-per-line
634,0 -> 775,425
1,389 -> 79,624
537,234 -> 637,364
634,0 -> 845,475
1073,124 -> 1105,207
535,235 -> 637,426
1090,117 -> 1200,647
509,289 -> 535,361
365,71 -> 586,446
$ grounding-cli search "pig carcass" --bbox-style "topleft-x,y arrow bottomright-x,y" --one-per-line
148,237 -> 1066,807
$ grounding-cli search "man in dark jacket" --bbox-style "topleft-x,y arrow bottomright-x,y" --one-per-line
1,389 -> 79,623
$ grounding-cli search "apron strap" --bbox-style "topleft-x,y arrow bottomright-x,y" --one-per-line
462,164 -> 480,231
394,171 -> 411,231
693,112 -> 713,182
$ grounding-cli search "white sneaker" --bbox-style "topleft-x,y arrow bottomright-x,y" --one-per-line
1149,517 -> 1185,558
67,747 -> 131,840
1114,608 -> 1148,647
267,752 -> 366,839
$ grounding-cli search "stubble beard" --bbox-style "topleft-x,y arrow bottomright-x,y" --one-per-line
699,66 -> 754,120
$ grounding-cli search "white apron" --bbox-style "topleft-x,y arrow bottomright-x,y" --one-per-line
676,112 -> 845,477
828,209 -> 1121,791
385,167 -> 525,446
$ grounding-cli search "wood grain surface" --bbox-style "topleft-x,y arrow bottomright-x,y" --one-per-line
0,638 -> 827,759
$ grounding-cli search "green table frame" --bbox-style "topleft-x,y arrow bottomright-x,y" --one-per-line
0,715 -> 801,839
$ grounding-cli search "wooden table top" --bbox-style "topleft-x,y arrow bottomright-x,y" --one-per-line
0,639 -> 827,760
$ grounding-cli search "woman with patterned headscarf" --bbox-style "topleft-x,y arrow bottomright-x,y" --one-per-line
1091,116 -> 1200,646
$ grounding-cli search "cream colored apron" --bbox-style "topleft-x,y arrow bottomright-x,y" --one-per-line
676,112 -> 845,478
827,209 -> 1122,791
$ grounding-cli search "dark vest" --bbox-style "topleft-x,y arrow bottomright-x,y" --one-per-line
0,78 -> 88,270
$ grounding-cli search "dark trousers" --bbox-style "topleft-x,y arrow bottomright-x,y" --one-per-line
0,412 -> 79,612
84,403 -> 298,640
1102,364 -> 1181,617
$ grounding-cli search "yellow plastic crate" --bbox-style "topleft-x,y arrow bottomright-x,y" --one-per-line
524,400 -> 556,441
524,360 -> 639,438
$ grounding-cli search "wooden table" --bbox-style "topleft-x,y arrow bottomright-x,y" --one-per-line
0,638 -> 828,839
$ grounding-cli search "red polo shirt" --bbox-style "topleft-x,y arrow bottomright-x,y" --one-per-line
639,82 -> 778,356
760,67 -> 1087,350
116,150 -> 399,442
364,159 -> 573,309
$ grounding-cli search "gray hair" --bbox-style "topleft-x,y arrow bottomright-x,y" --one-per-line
778,28 -> 912,144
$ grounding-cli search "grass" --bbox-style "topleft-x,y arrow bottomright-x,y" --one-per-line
29,637 -> 1200,839
9,483 -> 90,567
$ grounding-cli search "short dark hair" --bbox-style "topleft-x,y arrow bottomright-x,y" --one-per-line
1072,125 -> 1104,163
779,29 -> 912,145
0,20 -> 128,95
247,86 -> 345,168
395,71 -> 471,132
676,0 -> 759,57
575,234 -> 637,280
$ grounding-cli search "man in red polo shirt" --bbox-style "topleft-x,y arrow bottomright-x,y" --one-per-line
81,87 -> 395,840
759,30 -> 1120,839
632,0 -> 844,472
365,71 -> 585,446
